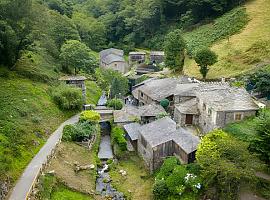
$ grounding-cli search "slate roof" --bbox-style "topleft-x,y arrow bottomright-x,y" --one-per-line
113,104 -> 165,123
100,48 -> 124,59
129,52 -> 146,55
150,51 -> 165,56
132,77 -> 194,101
123,123 -> 141,141
172,128 -> 200,154
102,54 -> 125,65
175,98 -> 199,115
195,83 -> 259,111
59,76 -> 87,81
139,117 -> 177,147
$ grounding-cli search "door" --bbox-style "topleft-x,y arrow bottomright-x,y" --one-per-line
185,114 -> 193,125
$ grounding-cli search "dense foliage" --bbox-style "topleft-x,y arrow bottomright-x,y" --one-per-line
62,121 -> 97,142
196,129 -> 260,200
164,29 -> 186,72
247,69 -> 270,98
79,110 -> 101,123
160,99 -> 170,109
51,84 -> 83,110
194,48 -> 218,79
106,99 -> 124,110
153,157 -> 202,200
60,40 -> 98,74
111,126 -> 127,151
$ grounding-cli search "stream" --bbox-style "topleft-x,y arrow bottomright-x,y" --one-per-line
96,122 -> 125,200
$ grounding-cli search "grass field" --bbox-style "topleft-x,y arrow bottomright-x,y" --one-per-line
184,0 -> 270,79
110,154 -> 154,200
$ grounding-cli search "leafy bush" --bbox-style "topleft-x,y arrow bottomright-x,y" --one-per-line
111,126 -> 127,151
153,179 -> 169,200
106,99 -> 123,110
79,110 -> 101,123
160,99 -> 170,109
62,122 -> 97,142
153,157 -> 202,200
51,85 -> 83,110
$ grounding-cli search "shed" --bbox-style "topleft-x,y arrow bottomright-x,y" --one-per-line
150,51 -> 165,64
129,52 -> 146,64
123,122 -> 141,150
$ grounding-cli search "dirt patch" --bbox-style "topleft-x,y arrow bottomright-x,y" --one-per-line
46,142 -> 97,195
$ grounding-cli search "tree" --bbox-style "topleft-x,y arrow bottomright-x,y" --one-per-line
160,99 -> 170,109
59,40 -> 98,74
250,110 -> 270,164
247,70 -> 270,98
196,129 -> 261,200
164,29 -> 186,72
194,48 -> 217,80
110,76 -> 129,99
106,98 -> 123,110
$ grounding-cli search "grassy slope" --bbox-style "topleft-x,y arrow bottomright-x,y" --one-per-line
0,71 -> 101,185
184,0 -> 270,79
110,154 -> 154,200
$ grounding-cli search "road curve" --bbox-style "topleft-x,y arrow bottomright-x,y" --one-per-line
9,114 -> 80,200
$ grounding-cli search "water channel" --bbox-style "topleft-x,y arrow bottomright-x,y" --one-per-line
96,122 -> 125,200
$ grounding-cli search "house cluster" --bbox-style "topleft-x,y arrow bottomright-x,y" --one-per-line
99,48 -> 165,74
115,77 -> 259,172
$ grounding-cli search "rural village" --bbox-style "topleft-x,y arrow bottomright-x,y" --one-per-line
1,0 -> 270,200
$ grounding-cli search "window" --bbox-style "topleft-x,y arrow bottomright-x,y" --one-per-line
235,113 -> 243,121
114,64 -> 117,67
140,92 -> 144,98
208,108 -> 212,116
141,136 -> 147,148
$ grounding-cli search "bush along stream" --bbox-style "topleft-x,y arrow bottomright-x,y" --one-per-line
96,122 -> 125,200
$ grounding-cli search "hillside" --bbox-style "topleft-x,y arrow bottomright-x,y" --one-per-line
184,0 -> 270,79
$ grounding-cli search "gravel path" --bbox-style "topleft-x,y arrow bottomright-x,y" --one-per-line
9,114 -> 79,200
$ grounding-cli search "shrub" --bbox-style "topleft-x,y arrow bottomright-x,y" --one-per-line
79,110 -> 101,123
51,85 -> 83,110
62,122 -> 97,142
160,99 -> 170,109
111,126 -> 127,151
153,179 -> 169,200
166,165 -> 187,194
106,99 -> 123,110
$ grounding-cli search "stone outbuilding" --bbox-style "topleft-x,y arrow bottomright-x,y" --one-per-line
137,117 -> 200,172
59,75 -> 87,102
129,52 -> 146,64
123,122 -> 141,151
99,48 -> 128,73
150,51 -> 165,64
173,83 -> 260,133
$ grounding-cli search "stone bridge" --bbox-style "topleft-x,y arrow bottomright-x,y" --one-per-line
95,106 -> 114,122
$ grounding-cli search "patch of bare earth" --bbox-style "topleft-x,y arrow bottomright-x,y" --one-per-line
46,142 -> 98,196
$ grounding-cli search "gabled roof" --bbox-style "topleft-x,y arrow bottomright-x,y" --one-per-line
195,83 -> 259,111
175,98 -> 199,115
139,117 -> 177,147
100,48 -> 124,59
150,51 -> 165,56
171,128 -> 200,154
139,104 -> 165,116
124,123 -> 141,141
132,77 -> 195,101
59,76 -> 87,81
102,54 -> 125,65
129,52 -> 146,55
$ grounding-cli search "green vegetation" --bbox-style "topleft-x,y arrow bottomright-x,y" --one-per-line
111,126 -> 127,151
60,40 -> 98,74
194,48 -> 218,80
79,110 -> 101,123
153,157 -> 202,200
38,174 -> 92,200
62,121 -> 97,142
110,154 -> 154,200
106,98 -> 124,110
51,84 -> 83,110
85,81 -> 102,105
196,129 -> 261,200
110,76 -> 129,99
164,29 -> 186,72
247,69 -> 270,98
160,99 -> 170,110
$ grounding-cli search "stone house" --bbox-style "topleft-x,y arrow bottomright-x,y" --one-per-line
99,48 -> 128,74
150,51 -> 165,64
113,104 -> 165,126
173,83 -> 259,133
137,117 -> 200,172
129,52 -> 146,64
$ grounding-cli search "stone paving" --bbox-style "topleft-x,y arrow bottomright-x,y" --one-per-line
98,135 -> 113,159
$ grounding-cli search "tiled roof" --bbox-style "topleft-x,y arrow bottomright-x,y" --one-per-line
124,123 -> 141,141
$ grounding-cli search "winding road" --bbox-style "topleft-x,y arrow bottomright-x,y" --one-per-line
8,114 -> 79,200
